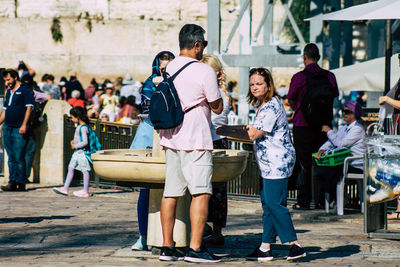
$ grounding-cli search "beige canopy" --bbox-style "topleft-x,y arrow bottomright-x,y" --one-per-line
331,54 -> 399,92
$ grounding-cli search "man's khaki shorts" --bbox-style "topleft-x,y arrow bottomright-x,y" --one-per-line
163,149 -> 213,197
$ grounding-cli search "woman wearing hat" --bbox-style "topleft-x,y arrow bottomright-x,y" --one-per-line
314,100 -> 367,209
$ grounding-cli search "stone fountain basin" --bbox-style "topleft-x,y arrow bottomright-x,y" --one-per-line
91,149 -> 249,183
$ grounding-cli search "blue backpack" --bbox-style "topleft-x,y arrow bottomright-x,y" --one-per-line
79,124 -> 102,162
149,61 -> 197,129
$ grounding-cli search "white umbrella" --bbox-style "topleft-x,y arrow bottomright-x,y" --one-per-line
305,0 -> 400,93
331,54 -> 400,92
305,0 -> 400,21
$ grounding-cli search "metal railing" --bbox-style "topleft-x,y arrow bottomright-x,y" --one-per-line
227,137 -> 297,200
62,117 -> 295,199
62,117 -> 359,206
63,115 -> 138,185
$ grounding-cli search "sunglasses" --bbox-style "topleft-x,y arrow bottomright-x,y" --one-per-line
342,109 -> 353,115
249,67 -> 268,75
196,40 -> 208,48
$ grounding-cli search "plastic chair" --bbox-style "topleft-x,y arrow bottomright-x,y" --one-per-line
227,111 -> 239,125
333,156 -> 364,215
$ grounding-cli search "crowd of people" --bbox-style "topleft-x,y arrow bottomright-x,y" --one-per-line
2,22 -> 399,264
11,60 -> 144,125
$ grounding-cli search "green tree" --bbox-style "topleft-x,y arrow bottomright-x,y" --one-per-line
283,1 -> 310,43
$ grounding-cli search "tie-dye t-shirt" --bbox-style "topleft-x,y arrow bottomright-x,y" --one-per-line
252,97 -> 296,179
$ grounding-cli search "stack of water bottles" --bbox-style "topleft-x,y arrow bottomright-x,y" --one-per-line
366,135 -> 400,203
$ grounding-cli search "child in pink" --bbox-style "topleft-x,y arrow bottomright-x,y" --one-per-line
53,107 -> 92,197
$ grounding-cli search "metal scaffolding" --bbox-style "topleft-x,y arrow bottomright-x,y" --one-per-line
207,0 -> 323,123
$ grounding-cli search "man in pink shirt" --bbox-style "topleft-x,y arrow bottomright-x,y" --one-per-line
158,24 -> 223,263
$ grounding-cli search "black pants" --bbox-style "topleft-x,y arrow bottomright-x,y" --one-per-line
314,165 -> 342,206
207,138 -> 229,227
314,165 -> 363,207
293,126 -> 328,207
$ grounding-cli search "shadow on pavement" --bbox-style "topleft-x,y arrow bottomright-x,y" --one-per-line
0,221 -> 138,257
211,242 -> 360,263
302,244 -> 361,261
0,215 -> 73,224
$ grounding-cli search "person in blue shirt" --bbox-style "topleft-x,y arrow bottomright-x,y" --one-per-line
0,69 -> 35,191
130,51 -> 175,251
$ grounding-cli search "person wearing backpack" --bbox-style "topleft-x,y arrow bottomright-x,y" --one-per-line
157,24 -> 223,263
53,107 -> 97,197
129,50 -> 175,251
287,43 -> 339,210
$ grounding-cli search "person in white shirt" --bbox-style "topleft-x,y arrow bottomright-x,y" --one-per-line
314,100 -> 367,208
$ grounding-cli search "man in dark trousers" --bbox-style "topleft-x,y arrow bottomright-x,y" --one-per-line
0,69 -> 35,191
287,43 -> 339,209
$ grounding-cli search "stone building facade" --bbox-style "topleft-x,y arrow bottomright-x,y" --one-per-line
0,0 -> 254,86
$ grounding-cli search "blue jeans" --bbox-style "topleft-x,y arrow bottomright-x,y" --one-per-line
3,124 -> 28,185
138,188 -> 149,236
25,134 -> 36,180
260,177 -> 297,244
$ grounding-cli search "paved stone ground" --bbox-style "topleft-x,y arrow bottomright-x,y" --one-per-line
1,183 -> 400,266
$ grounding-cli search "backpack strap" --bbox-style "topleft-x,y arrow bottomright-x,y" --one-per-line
170,61 -> 198,80
78,124 -> 90,147
184,103 -> 201,114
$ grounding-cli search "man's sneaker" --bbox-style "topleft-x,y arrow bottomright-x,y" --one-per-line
131,236 -> 149,251
184,247 -> 221,263
246,248 -> 273,261
287,244 -> 306,260
73,190 -> 90,197
159,245 -> 184,261
53,187 -> 69,196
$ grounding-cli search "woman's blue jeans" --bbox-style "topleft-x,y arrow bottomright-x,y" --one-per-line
260,177 -> 297,244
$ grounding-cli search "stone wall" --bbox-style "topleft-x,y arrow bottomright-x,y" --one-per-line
0,0 -> 288,86
0,0 -> 246,86
38,100 -> 72,185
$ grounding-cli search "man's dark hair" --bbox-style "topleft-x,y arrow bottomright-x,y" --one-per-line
303,43 -> 320,62
2,69 -> 19,80
47,74 -> 55,82
179,24 -> 206,50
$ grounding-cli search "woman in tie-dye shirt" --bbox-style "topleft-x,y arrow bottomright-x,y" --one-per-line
216,67 -> 305,261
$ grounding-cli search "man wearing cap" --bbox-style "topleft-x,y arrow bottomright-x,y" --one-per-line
287,43 -> 339,210
314,100 -> 366,208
